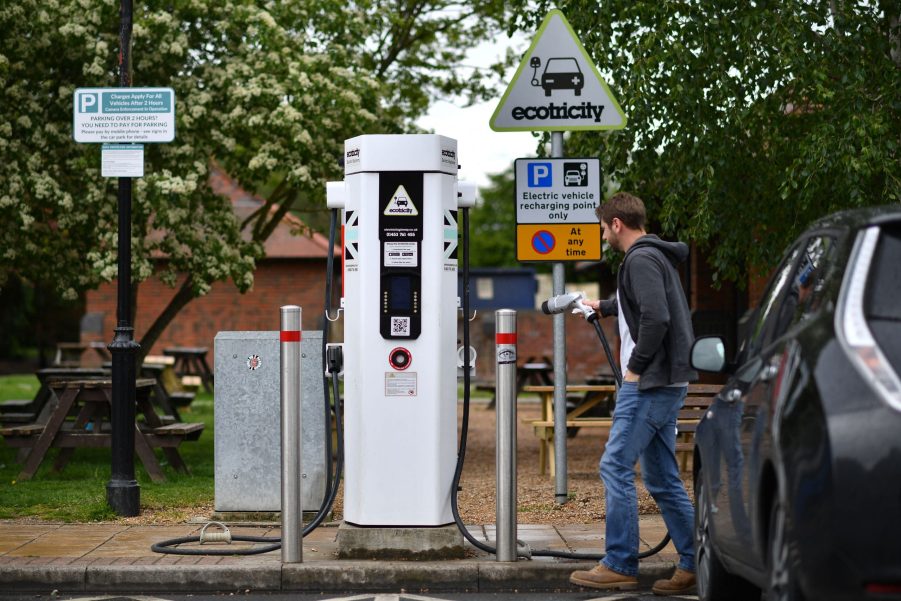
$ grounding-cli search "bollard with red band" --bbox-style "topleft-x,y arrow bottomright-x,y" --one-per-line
495,309 -> 517,562
280,305 -> 302,563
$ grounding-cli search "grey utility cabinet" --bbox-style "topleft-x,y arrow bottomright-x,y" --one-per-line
214,331 -> 327,512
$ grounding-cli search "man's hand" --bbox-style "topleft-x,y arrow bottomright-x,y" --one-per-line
583,299 -> 601,312
623,369 -> 641,383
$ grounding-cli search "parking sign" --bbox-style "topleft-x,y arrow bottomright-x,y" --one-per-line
514,157 -> 602,261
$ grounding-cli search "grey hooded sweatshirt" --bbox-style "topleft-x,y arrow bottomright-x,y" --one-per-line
599,235 -> 698,390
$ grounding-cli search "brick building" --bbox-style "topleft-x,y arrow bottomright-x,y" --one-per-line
81,170 -> 336,358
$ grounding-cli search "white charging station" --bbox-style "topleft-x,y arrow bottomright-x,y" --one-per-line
327,134 -> 474,527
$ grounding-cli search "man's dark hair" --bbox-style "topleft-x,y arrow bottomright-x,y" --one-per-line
596,192 -> 646,230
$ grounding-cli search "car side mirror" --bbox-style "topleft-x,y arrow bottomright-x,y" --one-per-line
691,336 -> 727,373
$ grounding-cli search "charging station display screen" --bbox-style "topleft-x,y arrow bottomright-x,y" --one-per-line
389,276 -> 412,311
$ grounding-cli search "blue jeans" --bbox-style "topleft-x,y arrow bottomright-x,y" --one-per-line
600,383 -> 695,576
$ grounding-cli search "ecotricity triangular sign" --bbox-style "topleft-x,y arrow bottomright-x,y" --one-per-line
384,184 -> 419,216
490,9 -> 626,132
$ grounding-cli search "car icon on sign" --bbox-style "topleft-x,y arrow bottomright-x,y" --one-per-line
396,196 -> 408,207
541,57 -> 583,96
564,170 -> 582,185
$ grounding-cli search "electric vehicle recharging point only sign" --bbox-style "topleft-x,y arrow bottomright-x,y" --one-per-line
514,157 -> 602,262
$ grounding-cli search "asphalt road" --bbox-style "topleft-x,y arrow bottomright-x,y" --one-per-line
0,592 -> 699,601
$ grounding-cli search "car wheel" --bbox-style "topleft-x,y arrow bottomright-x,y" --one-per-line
767,500 -> 804,601
695,470 -> 760,601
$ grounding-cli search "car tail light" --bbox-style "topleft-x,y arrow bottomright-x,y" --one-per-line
837,227 -> 901,412
866,582 -> 901,594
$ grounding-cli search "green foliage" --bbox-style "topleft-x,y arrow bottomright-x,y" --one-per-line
470,168 -> 518,267
0,375 -> 216,521
508,0 -> 901,281
0,1 -> 509,332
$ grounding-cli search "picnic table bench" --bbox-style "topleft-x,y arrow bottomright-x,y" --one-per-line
525,383 -> 719,477
0,367 -> 109,427
140,355 -> 197,420
0,378 -> 204,482
52,342 -> 111,367
163,347 -> 213,393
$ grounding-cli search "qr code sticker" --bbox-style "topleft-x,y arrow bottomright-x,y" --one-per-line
391,316 -> 411,336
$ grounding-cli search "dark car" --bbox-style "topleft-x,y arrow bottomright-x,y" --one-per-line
690,206 -> 901,601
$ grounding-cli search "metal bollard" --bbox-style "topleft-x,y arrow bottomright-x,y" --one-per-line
280,306 -> 302,563
495,309 -> 518,562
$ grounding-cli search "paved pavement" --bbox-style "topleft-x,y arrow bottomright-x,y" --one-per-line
0,515 -> 682,593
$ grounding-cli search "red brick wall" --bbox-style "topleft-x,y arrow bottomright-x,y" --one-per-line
83,260 -> 329,359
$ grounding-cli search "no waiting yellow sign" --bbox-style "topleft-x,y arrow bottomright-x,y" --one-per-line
517,223 -> 601,262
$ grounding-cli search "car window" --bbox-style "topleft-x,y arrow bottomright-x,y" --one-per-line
866,223 -> 901,321
742,245 -> 802,359
777,235 -> 839,331
545,58 -> 579,73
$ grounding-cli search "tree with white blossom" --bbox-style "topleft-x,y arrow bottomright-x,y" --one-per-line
0,0 -> 509,355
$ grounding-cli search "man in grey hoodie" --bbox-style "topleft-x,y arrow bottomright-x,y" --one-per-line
569,192 -> 698,595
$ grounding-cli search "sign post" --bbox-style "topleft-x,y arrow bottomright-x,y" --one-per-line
71,2 -> 176,516
491,9 -> 625,504
105,0 -> 141,517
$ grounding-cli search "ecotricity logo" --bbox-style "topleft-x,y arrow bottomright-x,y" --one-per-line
511,101 -> 605,122
345,147 -> 361,165
441,148 -> 456,165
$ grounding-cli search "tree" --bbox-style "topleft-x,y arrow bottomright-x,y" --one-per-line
0,0 -> 509,357
507,0 -> 901,282
470,168 -> 518,267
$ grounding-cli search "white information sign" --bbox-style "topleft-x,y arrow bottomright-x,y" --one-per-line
385,372 -> 417,396
101,144 -> 144,177
514,158 -> 601,223
73,87 -> 176,143
490,10 -> 626,132
384,241 -> 418,267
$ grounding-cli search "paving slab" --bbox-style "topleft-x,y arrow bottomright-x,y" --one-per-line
0,518 -> 679,593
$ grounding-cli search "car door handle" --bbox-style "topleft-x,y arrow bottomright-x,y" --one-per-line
760,364 -> 779,382
724,388 -> 742,403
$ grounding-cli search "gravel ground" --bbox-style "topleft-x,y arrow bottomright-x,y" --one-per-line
451,398 -> 695,525
329,397 -> 694,527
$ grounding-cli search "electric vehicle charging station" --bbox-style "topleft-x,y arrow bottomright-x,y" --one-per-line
327,134 -> 474,530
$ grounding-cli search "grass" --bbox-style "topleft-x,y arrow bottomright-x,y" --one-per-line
0,374 -> 215,522
0,375 -> 496,523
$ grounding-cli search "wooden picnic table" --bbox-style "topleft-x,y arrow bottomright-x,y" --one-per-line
481,356 -> 555,409
1,378 -> 203,483
524,384 -> 617,476
163,346 -> 213,392
0,368 -> 110,427
524,383 -> 718,477
52,342 -> 111,367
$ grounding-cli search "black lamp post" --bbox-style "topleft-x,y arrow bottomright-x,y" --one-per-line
106,0 -> 141,516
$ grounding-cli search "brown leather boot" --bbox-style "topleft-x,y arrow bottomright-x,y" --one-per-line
570,564 -> 639,590
652,567 -> 697,595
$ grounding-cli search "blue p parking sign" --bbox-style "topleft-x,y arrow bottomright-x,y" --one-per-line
527,162 -> 552,187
